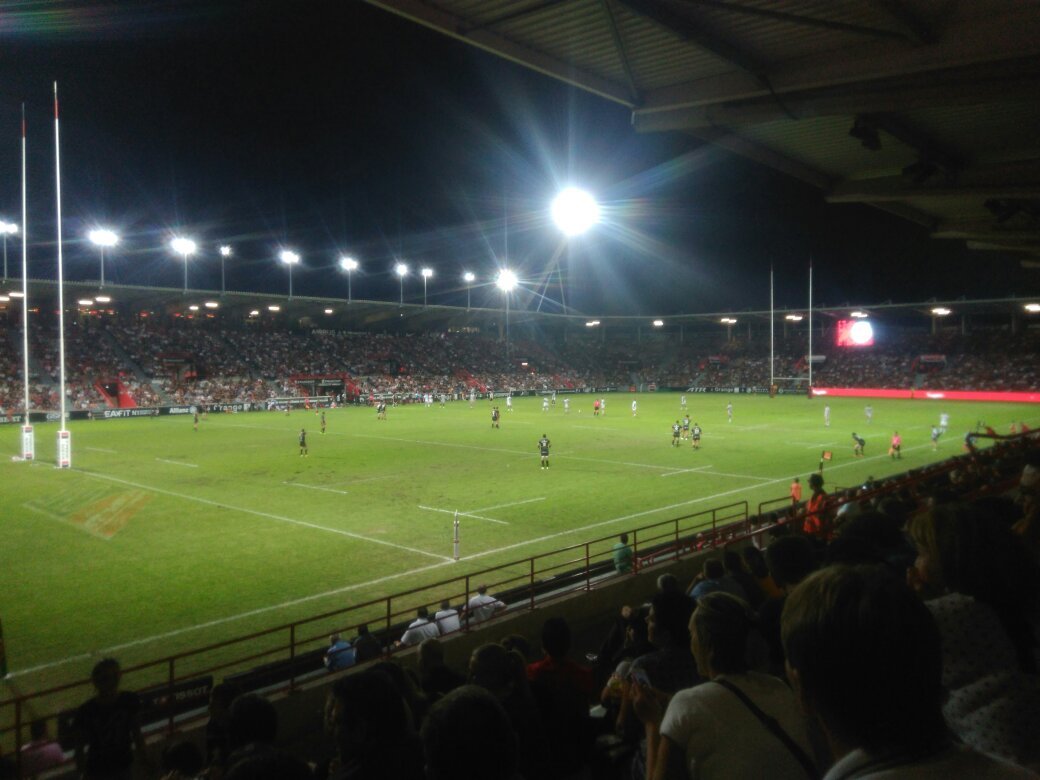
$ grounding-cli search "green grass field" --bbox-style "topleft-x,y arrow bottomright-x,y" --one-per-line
1,392 -> 1036,701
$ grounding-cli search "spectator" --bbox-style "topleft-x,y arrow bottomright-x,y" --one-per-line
225,694 -> 280,772
722,549 -> 765,608
324,633 -> 356,672
500,634 -> 532,662
656,573 -> 681,594
160,741 -> 204,780
433,599 -> 461,635
466,584 -> 506,624
417,638 -> 466,702
370,660 -> 430,729
802,473 -> 832,540
635,592 -> 815,779
758,536 -> 818,676
688,558 -> 746,603
422,685 -> 520,780
741,546 -> 782,600
18,719 -> 65,778
613,533 -> 635,573
352,624 -> 382,663
782,565 -> 1028,778
205,682 -> 239,770
398,606 -> 440,647
73,658 -> 148,780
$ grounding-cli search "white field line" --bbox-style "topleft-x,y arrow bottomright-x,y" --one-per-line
703,469 -> 774,482
418,505 -> 509,525
9,440 -> 944,680
468,497 -> 546,513
660,465 -> 714,478
282,481 -> 349,495
83,446 -> 117,454
22,503 -> 112,541
76,470 -> 451,562
155,458 -> 198,468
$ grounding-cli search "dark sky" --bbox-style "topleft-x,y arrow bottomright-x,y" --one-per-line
0,1 -> 1028,315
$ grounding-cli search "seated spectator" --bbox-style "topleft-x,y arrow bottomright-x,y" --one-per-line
352,623 -> 382,663
398,606 -> 440,647
18,719 -> 65,778
225,694 -> 280,772
370,660 -> 430,729
160,741 -> 204,780
324,633 -> 356,672
433,599 -> 461,634
206,682 -> 239,770
73,658 -> 148,780
422,685 -> 521,780
417,638 -> 466,702
635,592 -> 815,779
741,547 -> 782,600
688,558 -> 746,603
783,565 -> 1030,778
613,533 -> 634,573
466,584 -> 506,624
499,633 -> 532,662
326,669 -> 424,780
722,549 -> 765,608
758,536 -> 818,676
657,573 -> 681,595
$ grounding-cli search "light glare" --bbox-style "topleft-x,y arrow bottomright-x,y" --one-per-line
1024,303 -> 1040,313
0,221 -> 18,235
652,319 -> 664,327
495,268 -> 518,292
850,310 -> 869,318
395,262 -> 408,277
340,256 -> 359,272
95,295 -> 112,303
88,228 -> 119,247
463,272 -> 476,283
279,250 -> 300,265
551,187 -> 600,236
931,307 -> 951,316
220,245 -> 232,257
204,301 -> 219,309
268,305 -> 281,312
421,267 -> 433,279
170,237 -> 197,256
785,314 -> 803,321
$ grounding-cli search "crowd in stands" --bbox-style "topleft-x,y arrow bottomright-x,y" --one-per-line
1,314 -> 1039,417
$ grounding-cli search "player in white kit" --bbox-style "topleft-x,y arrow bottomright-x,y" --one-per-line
563,398 -> 570,413
824,405 -> 831,427
631,399 -> 638,417
506,395 -> 513,412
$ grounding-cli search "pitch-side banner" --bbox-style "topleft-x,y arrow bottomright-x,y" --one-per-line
811,387 -> 1040,403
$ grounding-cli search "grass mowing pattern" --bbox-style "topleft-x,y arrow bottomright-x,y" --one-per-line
1,392 -> 1035,698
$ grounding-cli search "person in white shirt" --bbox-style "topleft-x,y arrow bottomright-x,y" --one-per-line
824,404 -> 831,427
398,606 -> 440,646
542,396 -> 549,412
434,599 -> 461,635
631,399 -> 638,416
939,412 -> 950,434
563,398 -> 570,414
601,398 -> 606,415
466,584 -> 506,624
506,395 -> 513,412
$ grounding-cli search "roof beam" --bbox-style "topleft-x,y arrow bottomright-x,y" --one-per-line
364,0 -> 635,107
966,241 -> 1040,255
599,0 -> 641,104
829,160 -> 1040,204
637,4 -> 1040,113
866,0 -> 937,45
459,0 -> 571,33
932,219 -> 1040,240
681,0 -> 912,42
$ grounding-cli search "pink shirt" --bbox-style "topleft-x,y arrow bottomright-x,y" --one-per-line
892,434 -> 902,447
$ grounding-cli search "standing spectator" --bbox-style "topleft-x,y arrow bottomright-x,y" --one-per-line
466,584 -> 506,625
397,607 -> 440,647
324,633 -> 356,672
73,658 -> 148,780
352,624 -> 382,663
801,473 -> 831,540
19,720 -> 65,778
613,533 -> 635,573
789,477 -> 802,505
433,599 -> 461,635
782,565 -> 1028,778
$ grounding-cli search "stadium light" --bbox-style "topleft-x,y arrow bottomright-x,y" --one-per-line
188,304 -> 199,311
850,310 -> 869,318
324,308 -> 334,314
0,295 -> 9,302
585,320 -> 601,327
931,307 -> 951,316
95,295 -> 111,304
279,250 -> 301,299
420,267 -> 434,307
77,299 -> 93,307
721,316 -> 737,341
88,228 -> 119,289
267,304 -> 280,312
8,291 -> 23,298
0,220 -> 17,281
395,262 -> 408,305
218,245 -> 232,295
785,314 -> 804,322
204,301 -> 219,309
340,256 -> 359,302
495,268 -> 518,292
463,271 -> 476,309
249,309 -> 260,317
1024,302 -> 1040,313
551,188 -> 600,236
720,317 -> 737,324
170,237 -> 197,293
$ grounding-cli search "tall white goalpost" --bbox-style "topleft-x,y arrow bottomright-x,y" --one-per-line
54,83 -> 71,468
20,103 -> 34,461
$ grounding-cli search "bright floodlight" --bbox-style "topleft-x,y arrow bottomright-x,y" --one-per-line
721,317 -> 737,324
463,271 -> 476,283
340,256 -> 359,272
77,299 -> 94,306
249,309 -> 260,316
850,310 -> 869,318
324,308 -> 334,314
204,301 -> 219,309
496,268 -> 518,292
395,262 -> 408,277
95,295 -> 112,303
652,319 -> 664,327
785,314 -> 804,322
551,187 -> 600,236
0,221 -> 18,235
220,245 -> 232,257
849,320 -> 874,345
585,320 -> 600,327
421,267 -> 433,279
268,305 -> 281,312
1024,302 -> 1040,313
279,250 -> 300,265
88,228 -> 119,247
931,307 -> 951,316
170,237 -> 196,256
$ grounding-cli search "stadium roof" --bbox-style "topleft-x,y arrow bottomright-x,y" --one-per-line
366,0 -> 1040,261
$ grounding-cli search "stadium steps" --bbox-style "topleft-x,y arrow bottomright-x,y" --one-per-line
7,324 -> 46,382
101,326 -> 151,383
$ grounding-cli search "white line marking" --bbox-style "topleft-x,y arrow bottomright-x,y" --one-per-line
468,496 -> 546,513
83,446 -> 117,454
155,458 -> 198,468
660,465 -> 714,477
77,470 -> 451,561
7,440 -> 959,679
418,505 -> 509,525
704,468 -> 774,482
22,503 -> 112,541
283,482 -> 349,495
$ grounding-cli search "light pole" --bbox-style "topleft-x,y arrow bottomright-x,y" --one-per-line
496,268 -> 518,359
340,255 -> 359,302
0,220 -> 18,281
88,228 -> 119,288
170,237 -> 197,293
421,267 -> 433,307
463,271 -> 475,309
219,245 -> 232,295
395,262 -> 408,306
280,250 -> 300,299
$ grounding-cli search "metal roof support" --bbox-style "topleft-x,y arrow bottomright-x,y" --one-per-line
681,0 -> 913,42
599,0 -> 642,105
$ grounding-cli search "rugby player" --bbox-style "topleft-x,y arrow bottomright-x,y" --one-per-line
538,433 -> 551,469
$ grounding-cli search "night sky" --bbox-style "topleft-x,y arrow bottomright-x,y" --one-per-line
0,2 -> 1029,315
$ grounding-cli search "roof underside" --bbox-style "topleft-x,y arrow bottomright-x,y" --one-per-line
366,0 -> 1040,258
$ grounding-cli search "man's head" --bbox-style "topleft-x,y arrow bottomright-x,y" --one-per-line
792,477 -> 800,484
419,637 -> 445,672
781,565 -> 946,756
540,616 -> 572,659
703,557 -> 724,581
227,693 -> 278,749
417,606 -> 429,619
329,633 -> 341,646
422,686 -> 518,780
477,584 -> 488,595
765,536 -> 817,591
440,599 -> 451,611
90,658 -> 121,698
690,592 -> 756,677
619,532 -> 628,544
808,473 -> 824,491
647,590 -> 694,649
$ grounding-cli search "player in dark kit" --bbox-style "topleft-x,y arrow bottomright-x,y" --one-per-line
691,424 -> 702,449
320,411 -> 326,434
491,406 -> 500,428
538,434 -> 551,469
193,411 -> 199,432
852,432 -> 865,458
671,421 -> 681,447
299,428 -> 308,456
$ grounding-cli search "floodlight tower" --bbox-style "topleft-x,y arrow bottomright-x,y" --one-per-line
219,245 -> 232,295
395,262 -> 408,306
340,255 -> 359,302
88,228 -> 119,288
496,268 -> 518,359
421,267 -> 433,308
279,250 -> 301,299
0,220 -> 18,281
170,237 -> 197,293
462,271 -> 476,309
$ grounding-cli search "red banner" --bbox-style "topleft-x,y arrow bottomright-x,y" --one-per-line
811,387 -> 1040,403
